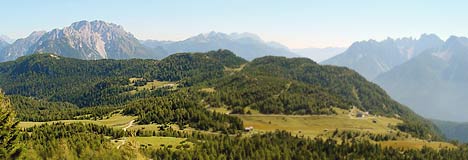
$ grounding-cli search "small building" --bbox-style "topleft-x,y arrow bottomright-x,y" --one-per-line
356,111 -> 369,118
244,126 -> 254,132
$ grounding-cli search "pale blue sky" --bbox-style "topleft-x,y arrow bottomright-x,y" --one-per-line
1,0 -> 467,48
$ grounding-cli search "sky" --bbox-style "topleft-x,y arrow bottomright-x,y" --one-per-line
1,0 -> 468,48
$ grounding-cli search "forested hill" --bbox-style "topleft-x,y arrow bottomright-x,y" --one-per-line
0,50 -> 246,106
0,50 -> 441,140
243,56 -> 421,121
203,56 -> 442,139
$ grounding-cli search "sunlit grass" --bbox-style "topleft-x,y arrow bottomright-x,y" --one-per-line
18,114 -> 137,128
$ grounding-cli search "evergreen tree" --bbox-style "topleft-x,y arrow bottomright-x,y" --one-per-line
0,91 -> 22,159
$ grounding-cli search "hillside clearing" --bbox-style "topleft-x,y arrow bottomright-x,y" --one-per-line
18,114 -> 137,128
128,78 -> 178,94
237,114 -> 400,138
235,108 -> 456,150
234,108 -> 399,136
224,64 -> 246,72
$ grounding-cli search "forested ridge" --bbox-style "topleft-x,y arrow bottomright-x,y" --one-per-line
0,50 -> 464,159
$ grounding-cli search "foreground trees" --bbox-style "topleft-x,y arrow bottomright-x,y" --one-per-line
0,91 -> 21,159
12,122 -> 468,159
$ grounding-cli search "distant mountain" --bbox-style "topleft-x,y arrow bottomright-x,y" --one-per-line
0,35 -> 15,44
0,39 -> 9,52
0,31 -> 46,62
432,119 -> 468,143
141,40 -> 175,48
142,31 -> 299,60
375,36 -> 468,122
30,20 -> 163,60
293,47 -> 346,62
2,22 -> 297,62
0,20 -> 164,62
322,34 -> 444,80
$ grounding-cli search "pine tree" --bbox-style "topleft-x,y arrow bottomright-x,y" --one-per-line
0,91 -> 22,159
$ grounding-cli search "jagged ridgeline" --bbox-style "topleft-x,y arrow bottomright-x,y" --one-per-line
0,50 -> 441,139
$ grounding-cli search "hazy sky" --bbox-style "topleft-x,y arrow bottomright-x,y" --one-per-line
1,0 -> 467,48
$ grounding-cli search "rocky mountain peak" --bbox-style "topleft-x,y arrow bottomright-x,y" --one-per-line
419,33 -> 442,42
189,31 -> 265,43
323,34 -> 445,80
69,20 -> 126,35
430,36 -> 468,61
189,31 -> 230,42
0,31 -> 47,61
0,20 -> 162,62
445,36 -> 468,47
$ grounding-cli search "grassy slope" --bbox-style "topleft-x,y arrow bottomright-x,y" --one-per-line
234,108 -> 400,136
18,114 -> 137,128
18,108 -> 455,150
127,78 -> 178,94
208,107 -> 455,150
238,112 -> 455,150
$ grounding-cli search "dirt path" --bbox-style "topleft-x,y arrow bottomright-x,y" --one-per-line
117,120 -> 135,149
123,120 -> 134,132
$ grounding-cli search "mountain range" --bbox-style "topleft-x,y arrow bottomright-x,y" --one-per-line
0,21 -> 163,62
374,36 -> 468,122
3,20 -> 468,129
141,31 -> 299,60
308,35 -> 468,140
322,34 -> 444,80
1,31 -> 46,62
323,34 -> 468,122
0,20 -> 300,62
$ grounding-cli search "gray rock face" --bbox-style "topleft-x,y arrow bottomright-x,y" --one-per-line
322,34 -> 444,80
29,20 -> 162,60
0,20 -> 163,62
0,31 -> 46,62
